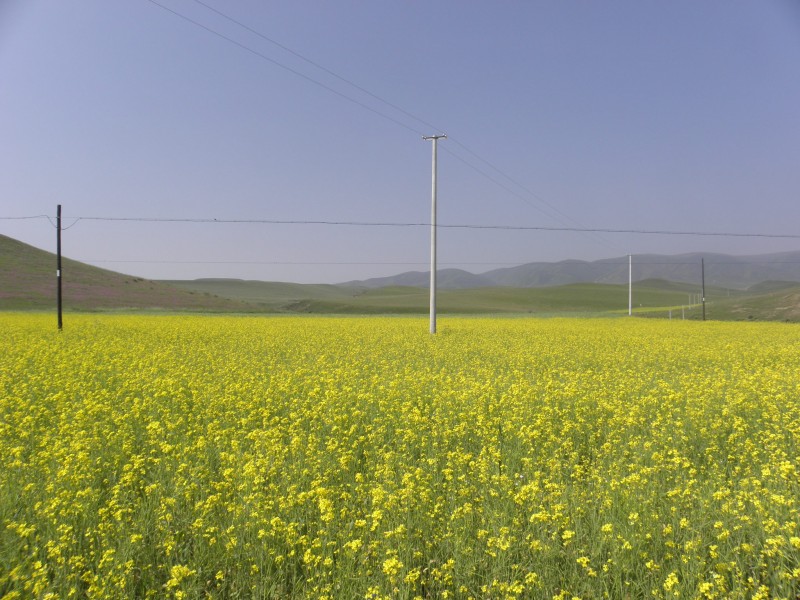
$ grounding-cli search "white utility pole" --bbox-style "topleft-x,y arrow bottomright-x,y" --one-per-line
628,254 -> 632,316
423,134 -> 446,334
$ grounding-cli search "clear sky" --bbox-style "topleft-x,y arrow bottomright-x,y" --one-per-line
2,1 -> 799,283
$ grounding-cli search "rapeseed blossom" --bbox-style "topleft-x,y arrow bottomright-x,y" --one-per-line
1,313 -> 799,598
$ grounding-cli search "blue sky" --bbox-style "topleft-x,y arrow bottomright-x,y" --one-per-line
2,1 -> 799,283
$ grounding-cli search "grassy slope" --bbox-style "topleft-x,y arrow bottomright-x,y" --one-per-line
164,279 -> 359,305
0,235 -> 252,312
166,278 -> 798,320
642,285 -> 800,322
4,234 -> 798,319
167,278 -> 739,316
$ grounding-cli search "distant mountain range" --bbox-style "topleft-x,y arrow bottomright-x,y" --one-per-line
341,252 -> 800,291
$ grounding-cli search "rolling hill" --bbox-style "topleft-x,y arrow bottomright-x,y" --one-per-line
0,234 -> 251,312
2,234 -> 799,320
165,277 -> 759,318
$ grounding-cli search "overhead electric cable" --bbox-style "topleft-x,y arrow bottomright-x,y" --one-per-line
76,257 -> 800,266
441,143 -> 623,252
189,0 -> 618,243
188,0 -> 442,134
31,214 -> 800,239
143,0 -> 423,135
445,137 -> 607,232
82,259 -> 524,266
441,149 -> 564,224
142,0 -> 615,244
0,215 -> 50,220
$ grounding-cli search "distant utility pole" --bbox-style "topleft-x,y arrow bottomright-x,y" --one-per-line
628,254 -> 632,316
57,204 -> 63,331
423,134 -> 446,334
701,258 -> 706,321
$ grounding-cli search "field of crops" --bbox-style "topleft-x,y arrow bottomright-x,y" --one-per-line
1,314 -> 799,599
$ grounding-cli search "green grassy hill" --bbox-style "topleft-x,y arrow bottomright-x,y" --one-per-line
640,284 -> 800,322
0,234 -> 251,312
165,278 -> 732,316
164,279 -> 361,306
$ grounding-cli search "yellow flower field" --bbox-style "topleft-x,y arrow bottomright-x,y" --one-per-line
1,313 -> 799,599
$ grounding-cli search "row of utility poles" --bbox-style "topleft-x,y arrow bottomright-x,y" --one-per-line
54,135 -> 449,333
627,253 -> 706,320
53,143 -> 711,331
422,136 -> 709,332
422,131 -> 709,330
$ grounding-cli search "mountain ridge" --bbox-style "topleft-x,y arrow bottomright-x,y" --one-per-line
339,251 -> 800,290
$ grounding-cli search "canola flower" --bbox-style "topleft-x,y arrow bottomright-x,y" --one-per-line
1,313 -> 799,599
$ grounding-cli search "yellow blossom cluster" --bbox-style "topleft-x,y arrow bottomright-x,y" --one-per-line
1,313 -> 799,598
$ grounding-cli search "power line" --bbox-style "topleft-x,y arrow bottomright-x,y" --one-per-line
82,260 -> 524,266
6,213 -> 798,239
444,139 -> 615,239
0,215 -> 50,220
143,0 -> 423,135
0,214 -> 75,229
77,216 -> 424,225
80,258 -> 800,266
441,150 -> 563,223
440,145 -> 623,254
67,216 -> 800,239
187,0 -> 442,134
186,0 -> 595,236
143,0 -> 613,243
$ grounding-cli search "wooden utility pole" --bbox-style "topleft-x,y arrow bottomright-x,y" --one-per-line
57,204 -> 63,330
